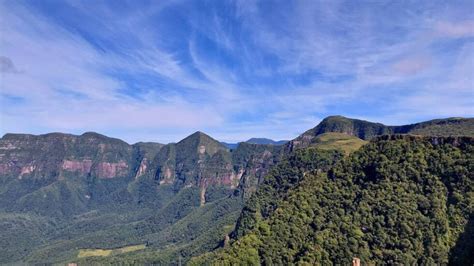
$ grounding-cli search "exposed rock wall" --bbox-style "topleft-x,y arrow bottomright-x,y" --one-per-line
62,160 -> 93,174
95,161 -> 129,179
0,131 -> 282,210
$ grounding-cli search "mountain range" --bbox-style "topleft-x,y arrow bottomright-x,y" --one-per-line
221,138 -> 288,149
0,116 -> 472,264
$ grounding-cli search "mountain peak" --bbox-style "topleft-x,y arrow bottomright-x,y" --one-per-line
177,131 -> 226,156
181,131 -> 218,143
77,131 -> 130,145
319,115 -> 385,126
322,115 -> 350,120
81,131 -> 108,138
189,130 -> 210,137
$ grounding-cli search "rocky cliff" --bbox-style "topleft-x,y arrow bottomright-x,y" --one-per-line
0,130 -> 282,216
0,132 -> 165,180
142,131 -> 282,202
0,132 -> 163,216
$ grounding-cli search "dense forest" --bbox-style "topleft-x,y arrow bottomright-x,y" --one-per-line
192,135 -> 474,265
1,117 -> 472,264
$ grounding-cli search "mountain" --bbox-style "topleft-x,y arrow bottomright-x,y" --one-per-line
221,142 -> 238,149
221,138 -> 288,149
0,132 -> 162,216
246,138 -> 288,145
193,135 -> 474,265
147,131 -> 232,191
0,131 -> 282,264
288,116 -> 474,150
0,115 -> 472,264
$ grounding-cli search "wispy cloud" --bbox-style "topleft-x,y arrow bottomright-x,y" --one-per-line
0,0 -> 473,143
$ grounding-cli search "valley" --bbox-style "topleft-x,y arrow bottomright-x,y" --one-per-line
0,116 -> 472,264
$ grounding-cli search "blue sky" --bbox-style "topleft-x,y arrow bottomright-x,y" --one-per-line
0,0 -> 473,143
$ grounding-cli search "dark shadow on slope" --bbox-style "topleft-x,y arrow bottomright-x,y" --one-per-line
449,214 -> 474,265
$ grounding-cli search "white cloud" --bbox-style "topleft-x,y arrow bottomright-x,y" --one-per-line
0,2 -> 224,143
0,1 -> 473,143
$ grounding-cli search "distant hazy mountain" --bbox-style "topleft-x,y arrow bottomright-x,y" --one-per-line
221,138 -> 288,149
246,138 -> 288,145
220,142 -> 238,149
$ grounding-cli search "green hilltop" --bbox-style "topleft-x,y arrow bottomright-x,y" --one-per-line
289,116 -> 474,150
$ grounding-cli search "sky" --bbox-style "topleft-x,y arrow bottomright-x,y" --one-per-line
0,0 -> 473,143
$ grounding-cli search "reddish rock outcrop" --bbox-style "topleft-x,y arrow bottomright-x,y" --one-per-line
18,165 -> 36,179
62,160 -> 93,175
200,186 -> 206,206
159,167 -> 174,184
96,161 -> 129,179
135,158 -> 148,179
198,145 -> 206,154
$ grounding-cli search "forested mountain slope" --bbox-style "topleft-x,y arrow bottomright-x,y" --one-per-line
196,135 -> 473,265
0,116 -> 471,264
0,131 -> 281,264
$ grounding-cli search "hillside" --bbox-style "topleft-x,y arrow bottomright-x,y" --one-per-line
289,116 -> 474,150
308,132 -> 367,155
0,131 -> 282,264
196,135 -> 474,265
0,116 -> 472,264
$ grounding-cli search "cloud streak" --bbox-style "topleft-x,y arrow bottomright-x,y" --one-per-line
0,0 -> 473,143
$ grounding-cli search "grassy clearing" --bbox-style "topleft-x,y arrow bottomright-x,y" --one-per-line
77,244 -> 146,258
78,249 -> 112,258
313,132 -> 367,154
116,244 -> 146,253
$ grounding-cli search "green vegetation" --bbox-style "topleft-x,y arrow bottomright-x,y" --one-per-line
0,130 -> 281,264
233,148 -> 344,239
1,116 -> 472,264
291,116 -> 474,150
202,135 -> 474,265
77,244 -> 146,258
408,117 -> 474,137
311,132 -> 367,154
78,249 -> 113,258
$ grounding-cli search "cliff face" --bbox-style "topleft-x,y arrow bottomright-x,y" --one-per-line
0,132 -> 138,180
0,133 -> 164,216
146,132 -> 282,200
0,130 -> 284,264
0,131 -> 282,216
148,131 -> 234,189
